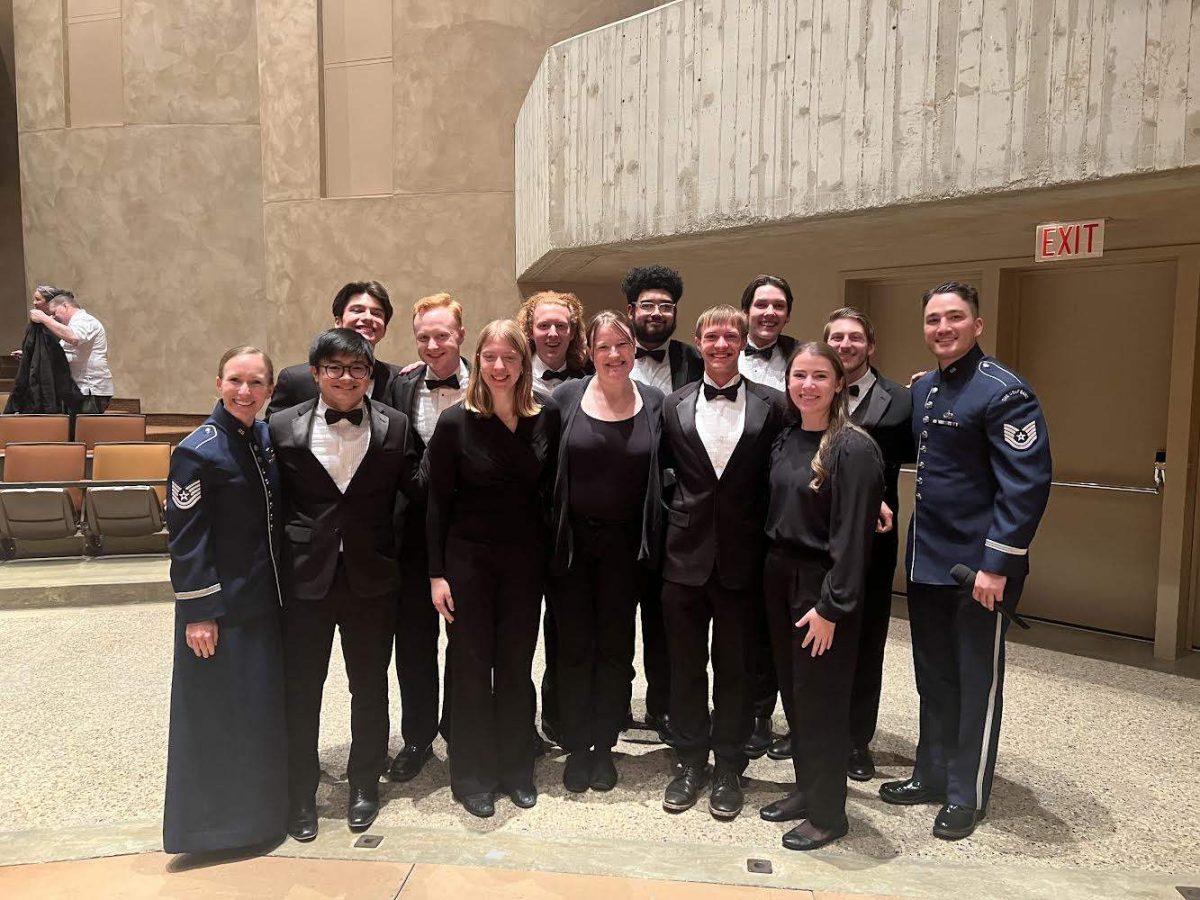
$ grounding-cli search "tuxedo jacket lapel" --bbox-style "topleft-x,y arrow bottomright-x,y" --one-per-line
287,402 -> 341,496
854,378 -> 892,430
676,386 -> 717,480
723,387 -> 768,475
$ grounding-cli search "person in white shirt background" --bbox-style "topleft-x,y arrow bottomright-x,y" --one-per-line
737,274 -> 796,393
31,290 -> 114,413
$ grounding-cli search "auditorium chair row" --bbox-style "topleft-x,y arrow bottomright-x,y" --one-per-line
0,413 -> 146,451
0,441 -> 169,560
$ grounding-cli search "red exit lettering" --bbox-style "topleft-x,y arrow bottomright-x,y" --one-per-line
1035,219 -> 1105,262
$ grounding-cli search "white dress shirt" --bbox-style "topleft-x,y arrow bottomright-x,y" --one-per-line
415,360 -> 468,445
533,354 -> 574,394
310,398 -> 371,494
694,374 -> 746,478
62,309 -> 115,396
738,341 -> 787,392
847,367 -> 877,417
630,343 -> 673,393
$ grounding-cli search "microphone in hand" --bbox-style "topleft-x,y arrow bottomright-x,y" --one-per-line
950,564 -> 1031,630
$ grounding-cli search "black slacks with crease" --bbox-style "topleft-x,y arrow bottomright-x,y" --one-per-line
662,574 -> 756,773
848,529 -> 898,748
394,548 -> 447,751
547,518 -> 641,752
636,570 -> 672,719
284,558 -> 395,804
445,534 -> 544,797
764,547 -> 862,829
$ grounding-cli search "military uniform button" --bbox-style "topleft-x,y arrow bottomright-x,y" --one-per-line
916,493 -> 922,500
925,401 -> 933,408
930,387 -> 938,393
919,461 -> 925,468
917,477 -> 923,484
922,416 -> 930,423
921,431 -> 928,439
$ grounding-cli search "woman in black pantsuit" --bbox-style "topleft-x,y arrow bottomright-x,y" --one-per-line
545,310 -> 663,793
761,342 -> 883,851
426,319 -> 559,818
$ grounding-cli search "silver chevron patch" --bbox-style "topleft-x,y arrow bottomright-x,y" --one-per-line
171,479 -> 202,509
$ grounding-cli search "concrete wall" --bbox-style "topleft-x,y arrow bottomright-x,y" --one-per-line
516,0 -> 1200,279
257,0 -> 661,373
0,0 -> 25,349
13,0 -> 265,411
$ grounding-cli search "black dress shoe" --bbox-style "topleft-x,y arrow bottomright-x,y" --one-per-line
847,746 -> 875,782
782,818 -> 849,851
742,717 -> 773,759
456,792 -> 495,818
933,804 -> 982,840
563,750 -> 592,793
590,749 -> 618,791
347,786 -> 379,831
879,777 -> 946,806
505,784 -> 538,809
766,735 -> 793,760
759,791 -> 807,823
662,764 -> 709,812
388,744 -> 434,783
287,802 -> 318,842
645,712 -> 677,747
708,769 -> 744,820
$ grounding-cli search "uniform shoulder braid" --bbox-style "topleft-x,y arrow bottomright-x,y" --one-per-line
178,423 -> 220,454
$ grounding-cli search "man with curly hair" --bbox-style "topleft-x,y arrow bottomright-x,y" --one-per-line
516,291 -> 590,396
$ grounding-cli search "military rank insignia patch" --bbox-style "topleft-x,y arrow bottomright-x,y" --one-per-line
172,479 -> 202,509
1002,421 -> 1038,450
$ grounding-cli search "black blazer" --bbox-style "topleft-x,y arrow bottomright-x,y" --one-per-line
269,398 -> 414,601
384,358 -> 470,459
666,339 -> 705,390
265,358 -> 402,420
850,369 -> 916,515
546,376 -> 665,575
660,378 -> 788,589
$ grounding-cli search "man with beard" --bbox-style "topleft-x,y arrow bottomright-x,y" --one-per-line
622,264 -> 703,744
738,275 -> 797,392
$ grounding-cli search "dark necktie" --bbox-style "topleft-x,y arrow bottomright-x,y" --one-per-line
636,347 -> 666,363
541,369 -> 568,383
703,381 -> 740,402
325,407 -> 364,427
848,384 -> 860,397
425,374 -> 459,390
743,343 -> 775,360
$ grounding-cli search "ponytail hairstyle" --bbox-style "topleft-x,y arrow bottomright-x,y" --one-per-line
784,341 -> 864,491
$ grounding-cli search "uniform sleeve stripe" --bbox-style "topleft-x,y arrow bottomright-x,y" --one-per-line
175,584 -> 221,600
985,539 -> 1027,556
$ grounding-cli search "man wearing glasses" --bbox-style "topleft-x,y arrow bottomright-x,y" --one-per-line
270,328 -> 416,841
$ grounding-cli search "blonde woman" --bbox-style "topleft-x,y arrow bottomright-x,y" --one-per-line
425,319 -> 560,817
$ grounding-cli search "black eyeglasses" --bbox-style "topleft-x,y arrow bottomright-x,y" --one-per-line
636,301 -> 676,314
320,363 -> 371,379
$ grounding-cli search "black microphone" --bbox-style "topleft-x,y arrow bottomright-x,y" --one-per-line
950,564 -> 1031,630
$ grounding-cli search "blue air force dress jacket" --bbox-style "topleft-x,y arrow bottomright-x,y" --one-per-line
166,402 -> 283,623
905,344 -> 1052,585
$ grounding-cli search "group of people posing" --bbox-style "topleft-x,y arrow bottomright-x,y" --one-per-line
163,267 -> 1052,858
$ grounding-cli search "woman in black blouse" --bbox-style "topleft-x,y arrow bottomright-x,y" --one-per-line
426,319 -> 559,818
545,310 -> 664,793
760,341 -> 884,851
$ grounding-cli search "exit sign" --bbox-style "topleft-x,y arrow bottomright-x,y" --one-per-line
1035,219 -> 1105,261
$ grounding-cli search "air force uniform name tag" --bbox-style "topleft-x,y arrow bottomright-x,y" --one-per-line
1002,421 -> 1038,451
172,479 -> 202,509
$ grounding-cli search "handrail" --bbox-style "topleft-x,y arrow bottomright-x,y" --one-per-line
898,467 -> 1159,496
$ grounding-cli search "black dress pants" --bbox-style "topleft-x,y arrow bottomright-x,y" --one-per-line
764,547 -> 862,829
848,530 -> 898,748
547,518 -> 641,752
284,559 -> 395,805
662,574 -> 756,773
445,535 -> 544,797
906,576 -> 1024,811
539,602 -> 560,733
747,591 -> 779,721
394,548 -> 445,750
637,570 -> 672,719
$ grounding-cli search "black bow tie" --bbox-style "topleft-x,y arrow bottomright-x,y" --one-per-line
324,407 -> 364,427
743,343 -> 776,359
636,347 -> 666,363
541,368 -> 569,383
848,384 -> 860,397
425,374 -> 459,390
703,381 -> 741,402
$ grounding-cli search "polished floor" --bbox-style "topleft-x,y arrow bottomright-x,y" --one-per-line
0,586 -> 1197,899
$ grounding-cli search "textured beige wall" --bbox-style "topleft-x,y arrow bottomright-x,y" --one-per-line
13,0 -> 263,411
259,0 -> 662,371
516,0 -> 1200,278
0,0 -> 26,349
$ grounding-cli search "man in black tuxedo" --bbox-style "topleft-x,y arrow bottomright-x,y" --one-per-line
622,264 -> 704,745
271,328 -> 415,841
519,290 -> 591,398
382,293 -> 468,782
825,307 -> 916,781
658,305 -> 788,820
266,281 -> 403,419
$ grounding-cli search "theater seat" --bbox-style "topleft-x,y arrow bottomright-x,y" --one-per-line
83,442 -> 170,550
0,414 -> 70,450
74,414 -> 146,450
0,442 -> 85,558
